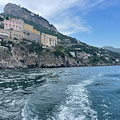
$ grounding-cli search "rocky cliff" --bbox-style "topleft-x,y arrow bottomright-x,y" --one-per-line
0,42 -> 79,69
4,3 -> 57,31
0,40 -> 120,69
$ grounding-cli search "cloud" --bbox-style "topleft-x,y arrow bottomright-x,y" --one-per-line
0,0 -> 120,35
98,0 -> 120,9
54,16 -> 92,35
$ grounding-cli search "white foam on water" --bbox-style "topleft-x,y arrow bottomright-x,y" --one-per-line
22,99 -> 29,120
3,88 -> 13,93
97,74 -> 103,77
52,80 -> 98,120
22,97 -> 39,120
101,104 -> 108,108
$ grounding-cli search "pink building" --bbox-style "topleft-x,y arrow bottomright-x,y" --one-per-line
4,18 -> 24,31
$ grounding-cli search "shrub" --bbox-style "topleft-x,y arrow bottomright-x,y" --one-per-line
20,46 -> 25,51
0,41 -> 7,46
7,45 -> 11,51
0,17 -> 3,21
14,37 -> 18,40
8,41 -> 15,47
65,48 -> 73,57
53,50 -> 65,58
27,42 -> 43,55
46,49 -> 50,52
22,38 -> 27,41
55,46 -> 63,51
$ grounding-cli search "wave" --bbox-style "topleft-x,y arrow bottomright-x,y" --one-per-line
52,80 -> 98,120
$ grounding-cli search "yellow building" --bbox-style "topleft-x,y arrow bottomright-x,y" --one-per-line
23,23 -> 33,33
41,33 -> 57,47
33,29 -> 40,35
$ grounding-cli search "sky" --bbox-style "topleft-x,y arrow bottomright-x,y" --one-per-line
0,0 -> 120,48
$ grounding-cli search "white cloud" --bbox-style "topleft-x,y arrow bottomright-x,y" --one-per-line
54,16 -> 92,35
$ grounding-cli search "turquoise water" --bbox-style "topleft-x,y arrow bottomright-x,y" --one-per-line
0,66 -> 120,120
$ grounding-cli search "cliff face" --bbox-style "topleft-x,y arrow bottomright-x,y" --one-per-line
4,3 -> 57,31
0,46 -> 79,69
0,39 -> 120,69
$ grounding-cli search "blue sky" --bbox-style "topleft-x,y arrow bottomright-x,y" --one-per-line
0,0 -> 120,48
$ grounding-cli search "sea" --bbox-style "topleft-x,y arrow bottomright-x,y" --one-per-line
0,66 -> 120,120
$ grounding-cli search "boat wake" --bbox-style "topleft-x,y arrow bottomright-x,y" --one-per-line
52,80 -> 98,120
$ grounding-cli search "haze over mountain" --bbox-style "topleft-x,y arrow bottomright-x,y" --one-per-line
103,46 -> 120,54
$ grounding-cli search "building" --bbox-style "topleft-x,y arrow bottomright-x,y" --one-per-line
0,17 -> 57,47
25,31 -> 41,43
4,18 -> 24,31
23,23 -> 41,43
0,28 -> 25,40
23,23 -> 33,33
33,29 -> 40,35
41,33 -> 57,47
70,52 -> 76,57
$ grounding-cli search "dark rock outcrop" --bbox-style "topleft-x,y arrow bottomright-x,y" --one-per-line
4,3 -> 57,31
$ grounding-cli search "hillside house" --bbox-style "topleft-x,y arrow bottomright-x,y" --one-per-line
4,18 -> 24,31
41,33 -> 57,47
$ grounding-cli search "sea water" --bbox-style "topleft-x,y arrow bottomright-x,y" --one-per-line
0,66 -> 120,120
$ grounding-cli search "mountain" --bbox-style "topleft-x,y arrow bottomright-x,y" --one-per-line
4,3 -> 57,31
103,46 -> 120,54
0,3 -> 120,68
